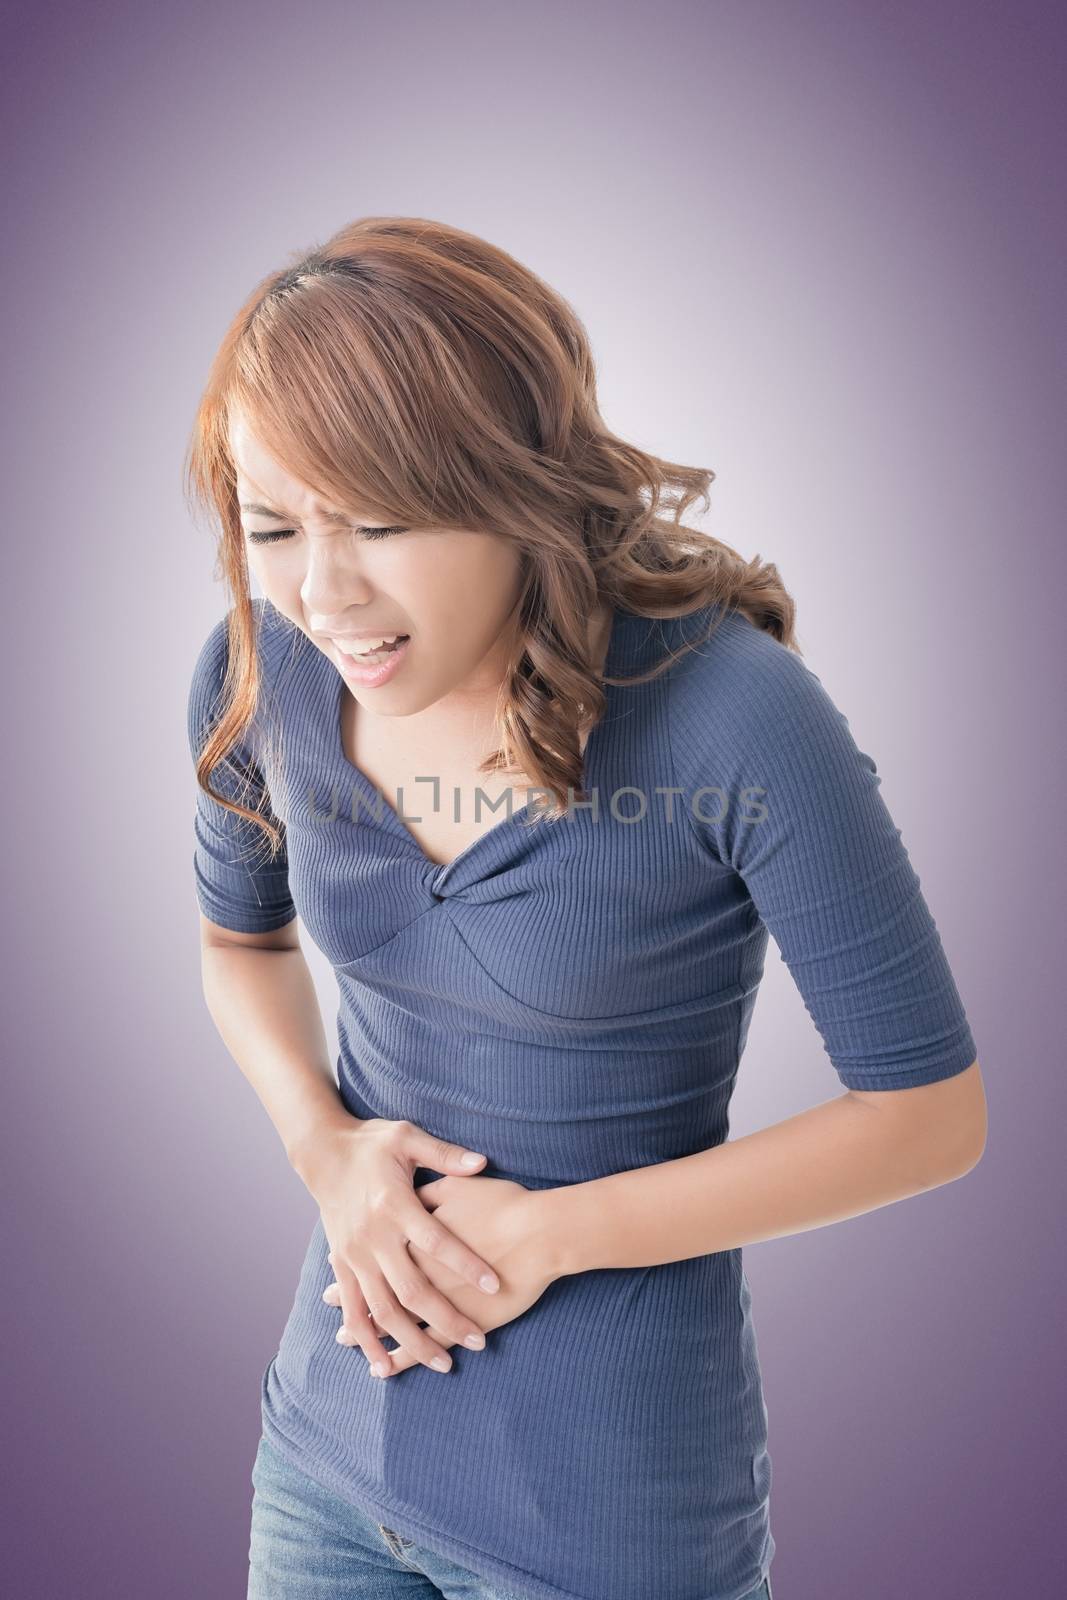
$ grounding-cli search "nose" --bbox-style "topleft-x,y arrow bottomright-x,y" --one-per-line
300,541 -> 373,625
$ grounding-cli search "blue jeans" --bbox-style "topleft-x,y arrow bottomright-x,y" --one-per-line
247,1431 -> 774,1599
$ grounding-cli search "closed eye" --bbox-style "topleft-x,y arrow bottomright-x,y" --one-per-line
245,526 -> 409,545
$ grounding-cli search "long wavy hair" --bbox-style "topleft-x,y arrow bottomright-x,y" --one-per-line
185,215 -> 799,859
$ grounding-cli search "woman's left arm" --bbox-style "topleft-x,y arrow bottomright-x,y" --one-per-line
535,1060 -> 986,1277
554,619 -> 990,1280
332,1066 -> 986,1369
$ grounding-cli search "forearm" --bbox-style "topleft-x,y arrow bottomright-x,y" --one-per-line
540,1090 -> 978,1277
199,943 -> 356,1183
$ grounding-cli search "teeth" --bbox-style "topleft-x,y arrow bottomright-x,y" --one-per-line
339,633 -> 404,655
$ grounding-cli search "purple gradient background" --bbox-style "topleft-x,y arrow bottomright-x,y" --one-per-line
3,1 -> 1063,1595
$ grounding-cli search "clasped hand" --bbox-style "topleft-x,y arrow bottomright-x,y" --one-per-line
310,1118 -> 560,1380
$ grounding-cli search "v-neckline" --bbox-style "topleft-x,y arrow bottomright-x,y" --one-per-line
326,606 -> 631,885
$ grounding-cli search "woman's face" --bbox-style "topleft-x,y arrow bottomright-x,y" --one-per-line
228,412 -> 526,717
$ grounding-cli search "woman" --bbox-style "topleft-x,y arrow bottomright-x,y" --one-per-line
186,217 -> 986,1600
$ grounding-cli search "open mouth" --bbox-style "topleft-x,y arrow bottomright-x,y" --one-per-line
333,633 -> 413,685
339,634 -> 410,663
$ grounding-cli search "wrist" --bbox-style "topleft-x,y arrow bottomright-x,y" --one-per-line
531,1183 -> 595,1279
286,1108 -> 364,1193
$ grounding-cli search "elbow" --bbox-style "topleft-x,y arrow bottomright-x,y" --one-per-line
940,1128 -> 986,1183
848,1059 -> 988,1188
908,1123 -> 985,1193
953,1108 -> 988,1177
949,1060 -> 989,1177
933,1094 -> 989,1185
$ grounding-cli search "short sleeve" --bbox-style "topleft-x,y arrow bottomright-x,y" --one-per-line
186,615 -> 297,934
670,618 -> 978,1091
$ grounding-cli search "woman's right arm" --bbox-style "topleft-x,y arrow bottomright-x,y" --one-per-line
188,611 -> 498,1376
197,912 -> 500,1375
198,912 -> 353,1176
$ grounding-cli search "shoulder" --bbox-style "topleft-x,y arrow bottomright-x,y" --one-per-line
666,604 -> 887,870
668,604 -> 845,762
187,612 -> 232,751
187,598 -> 298,755
665,604 -> 880,849
190,598 -> 296,694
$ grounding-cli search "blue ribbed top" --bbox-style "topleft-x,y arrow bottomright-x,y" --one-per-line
187,598 -> 978,1600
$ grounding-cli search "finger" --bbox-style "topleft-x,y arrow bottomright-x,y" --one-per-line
382,1246 -> 489,1362
322,1280 -> 388,1339
360,1261 -> 456,1374
403,1127 -> 489,1178
328,1251 -> 395,1375
323,1271 -> 483,1355
384,1321 -> 457,1378
402,1193 -> 501,1296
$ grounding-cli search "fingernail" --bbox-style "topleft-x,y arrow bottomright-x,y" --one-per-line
464,1332 -> 485,1350
479,1273 -> 499,1292
370,1362 -> 387,1377
431,1355 -> 451,1372
460,1152 -> 484,1167
336,1328 -> 355,1345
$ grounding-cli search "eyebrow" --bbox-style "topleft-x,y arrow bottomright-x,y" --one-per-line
239,500 -> 357,526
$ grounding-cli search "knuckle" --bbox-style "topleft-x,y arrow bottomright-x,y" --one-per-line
390,1275 -> 419,1307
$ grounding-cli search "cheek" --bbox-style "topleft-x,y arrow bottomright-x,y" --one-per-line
248,557 -> 304,617
245,549 -> 275,590
414,545 -> 523,630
